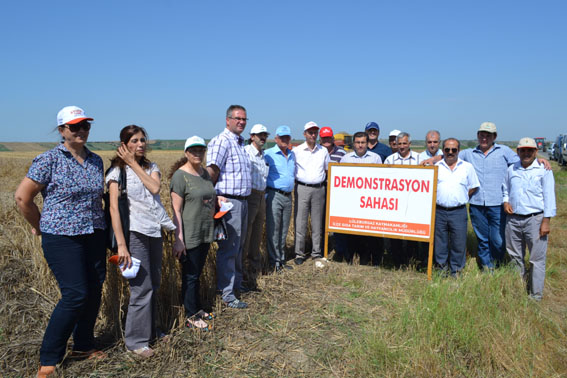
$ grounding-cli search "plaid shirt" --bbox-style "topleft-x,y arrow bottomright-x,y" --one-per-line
244,144 -> 268,191
207,128 -> 252,196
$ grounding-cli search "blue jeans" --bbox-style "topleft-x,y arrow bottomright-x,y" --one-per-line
181,243 -> 210,317
469,205 -> 506,269
216,198 -> 248,303
40,230 -> 106,365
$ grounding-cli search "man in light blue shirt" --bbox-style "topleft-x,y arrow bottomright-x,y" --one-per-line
434,138 -> 479,276
503,137 -> 556,301
459,122 -> 519,270
338,132 -> 383,265
418,130 -> 443,162
264,125 -> 296,272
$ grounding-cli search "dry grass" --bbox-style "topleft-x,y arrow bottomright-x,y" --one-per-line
1,150 -> 566,377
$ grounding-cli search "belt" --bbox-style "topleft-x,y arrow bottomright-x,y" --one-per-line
296,181 -> 325,188
267,187 -> 292,196
514,211 -> 543,218
436,204 -> 466,211
223,194 -> 249,200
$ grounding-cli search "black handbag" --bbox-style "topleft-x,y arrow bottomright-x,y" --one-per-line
104,167 -> 129,252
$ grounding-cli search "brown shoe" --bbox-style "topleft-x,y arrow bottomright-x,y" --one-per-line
67,349 -> 107,360
129,346 -> 154,359
37,365 -> 55,378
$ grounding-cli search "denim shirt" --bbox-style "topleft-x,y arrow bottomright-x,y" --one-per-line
459,143 -> 519,206
26,143 -> 106,235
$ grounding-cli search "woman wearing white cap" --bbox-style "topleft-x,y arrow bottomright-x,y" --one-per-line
169,136 -> 226,330
106,125 -> 175,358
15,106 -> 107,377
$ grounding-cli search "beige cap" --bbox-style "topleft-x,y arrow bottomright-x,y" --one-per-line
478,122 -> 497,133
517,137 -> 537,149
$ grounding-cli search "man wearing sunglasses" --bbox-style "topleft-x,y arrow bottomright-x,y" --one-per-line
434,138 -> 479,277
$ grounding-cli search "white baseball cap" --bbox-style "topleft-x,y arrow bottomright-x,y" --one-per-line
517,137 -> 537,149
184,136 -> 206,150
249,124 -> 269,135
304,121 -> 319,131
478,122 -> 497,133
57,106 -> 93,126
389,129 -> 401,137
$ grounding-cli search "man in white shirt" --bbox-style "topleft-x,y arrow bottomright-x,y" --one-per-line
503,137 -> 556,300
384,132 -> 423,266
384,132 -> 421,165
339,131 -> 383,265
434,138 -> 479,277
242,124 -> 269,290
293,121 -> 330,264
419,130 -> 443,162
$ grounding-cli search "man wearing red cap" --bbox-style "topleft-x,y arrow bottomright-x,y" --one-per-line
319,127 -> 346,260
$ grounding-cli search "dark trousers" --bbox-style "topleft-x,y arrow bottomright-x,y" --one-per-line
344,235 -> 384,265
390,239 -> 427,267
181,243 -> 210,317
434,206 -> 468,275
40,230 -> 106,365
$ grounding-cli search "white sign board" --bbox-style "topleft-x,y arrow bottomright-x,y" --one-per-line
327,163 -> 437,241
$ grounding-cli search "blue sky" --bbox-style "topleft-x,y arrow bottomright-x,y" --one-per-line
1,1 -> 565,142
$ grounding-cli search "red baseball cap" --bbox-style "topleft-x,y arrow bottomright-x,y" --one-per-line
319,127 -> 333,138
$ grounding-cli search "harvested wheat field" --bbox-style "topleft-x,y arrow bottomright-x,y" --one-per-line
1,150 -> 566,377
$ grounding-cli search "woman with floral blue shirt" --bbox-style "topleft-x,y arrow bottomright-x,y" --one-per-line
15,106 -> 107,378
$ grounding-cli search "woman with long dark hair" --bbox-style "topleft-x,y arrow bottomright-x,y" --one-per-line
15,106 -> 107,377
106,125 -> 174,358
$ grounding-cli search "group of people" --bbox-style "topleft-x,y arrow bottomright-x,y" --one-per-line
14,105 -> 557,378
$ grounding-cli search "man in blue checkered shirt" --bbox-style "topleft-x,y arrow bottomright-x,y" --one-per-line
206,105 -> 252,309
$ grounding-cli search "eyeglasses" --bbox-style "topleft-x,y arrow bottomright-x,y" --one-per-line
229,117 -> 248,122
64,122 -> 91,132
444,148 -> 458,154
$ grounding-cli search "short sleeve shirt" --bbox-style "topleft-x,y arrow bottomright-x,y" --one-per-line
206,128 -> 252,196
459,143 -> 519,206
293,142 -> 330,184
435,159 -> 480,207
26,143 -> 105,235
106,163 -> 169,238
170,169 -> 216,249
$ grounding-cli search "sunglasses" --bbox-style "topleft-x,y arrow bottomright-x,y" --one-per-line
444,148 -> 458,154
64,121 -> 91,132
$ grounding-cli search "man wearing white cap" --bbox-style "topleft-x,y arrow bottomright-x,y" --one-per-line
206,105 -> 252,309
293,121 -> 330,264
242,124 -> 269,290
388,129 -> 401,153
503,137 -> 556,300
